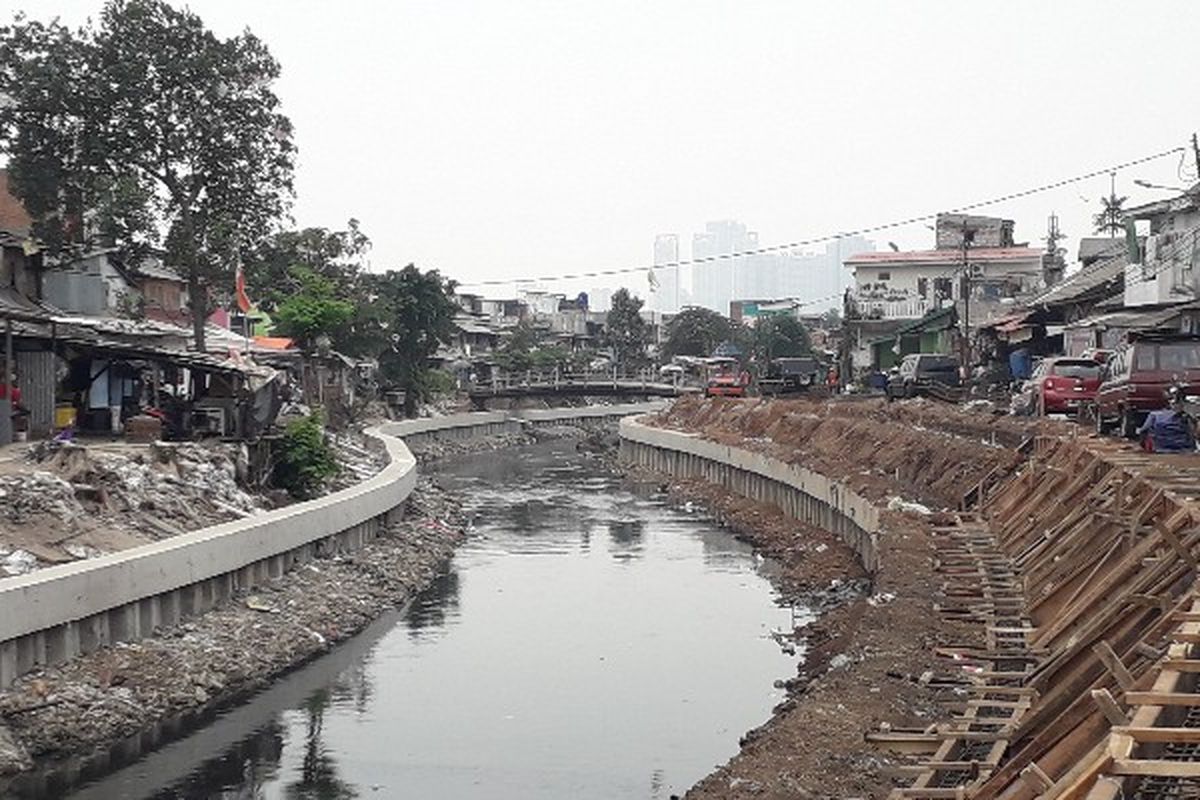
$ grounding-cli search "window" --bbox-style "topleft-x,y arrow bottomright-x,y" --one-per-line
934,277 -> 953,299
1157,342 -> 1200,371
1134,346 -> 1158,371
917,277 -> 928,298
877,271 -> 891,281
1050,360 -> 1100,379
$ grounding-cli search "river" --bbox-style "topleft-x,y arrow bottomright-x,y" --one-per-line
55,438 -> 802,799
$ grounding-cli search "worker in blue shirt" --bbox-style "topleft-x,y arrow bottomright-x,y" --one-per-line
1138,390 -> 1197,453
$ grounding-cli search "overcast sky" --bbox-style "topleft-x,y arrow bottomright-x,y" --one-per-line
12,0 -> 1200,299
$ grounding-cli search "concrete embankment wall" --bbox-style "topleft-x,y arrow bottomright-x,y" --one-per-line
0,402 -> 662,689
619,416 -> 881,573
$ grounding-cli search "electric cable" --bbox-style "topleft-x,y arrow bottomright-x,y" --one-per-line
457,145 -> 1186,289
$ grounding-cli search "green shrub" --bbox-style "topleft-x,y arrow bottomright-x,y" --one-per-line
274,412 -> 339,499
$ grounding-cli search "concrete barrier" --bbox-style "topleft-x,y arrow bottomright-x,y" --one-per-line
619,416 -> 881,574
0,401 -> 663,689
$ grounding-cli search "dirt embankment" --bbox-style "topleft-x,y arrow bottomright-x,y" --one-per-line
642,396 -> 1049,798
652,394 -> 1063,509
0,477 -> 465,783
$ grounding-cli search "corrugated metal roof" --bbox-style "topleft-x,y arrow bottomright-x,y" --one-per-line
1028,251 -> 1127,308
136,262 -> 186,282
1066,302 -> 1199,331
844,247 -> 1043,266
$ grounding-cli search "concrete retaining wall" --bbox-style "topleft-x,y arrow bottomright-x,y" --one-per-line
0,401 -> 663,689
619,417 -> 881,573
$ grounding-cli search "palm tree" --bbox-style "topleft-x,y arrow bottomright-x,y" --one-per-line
1093,192 -> 1127,238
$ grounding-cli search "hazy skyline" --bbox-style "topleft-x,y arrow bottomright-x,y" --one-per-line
9,1 -> 1200,301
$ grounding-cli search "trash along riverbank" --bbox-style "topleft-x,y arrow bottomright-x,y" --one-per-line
0,477 -> 466,788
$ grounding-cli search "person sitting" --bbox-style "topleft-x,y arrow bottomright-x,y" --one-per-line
1137,397 -> 1196,453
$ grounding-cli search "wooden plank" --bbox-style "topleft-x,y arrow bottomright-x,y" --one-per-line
1092,641 -> 1135,690
1161,659 -> 1200,672
1091,689 -> 1129,725
1112,726 -> 1200,743
1123,690 -> 1200,707
1159,521 -> 1200,570
1112,758 -> 1200,777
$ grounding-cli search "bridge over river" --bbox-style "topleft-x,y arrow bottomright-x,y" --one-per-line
467,369 -> 698,408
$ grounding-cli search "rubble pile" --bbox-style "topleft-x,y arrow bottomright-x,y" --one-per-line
0,478 -> 467,776
406,431 -> 535,464
28,441 -> 260,527
0,471 -> 82,523
325,431 -> 388,492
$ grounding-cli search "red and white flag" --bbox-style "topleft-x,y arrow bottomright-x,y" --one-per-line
235,264 -> 252,314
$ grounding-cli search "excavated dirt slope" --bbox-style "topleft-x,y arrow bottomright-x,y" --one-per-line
652,395 -> 1069,509
641,396 -> 1064,798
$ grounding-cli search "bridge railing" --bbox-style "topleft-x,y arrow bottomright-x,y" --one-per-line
471,366 -> 684,394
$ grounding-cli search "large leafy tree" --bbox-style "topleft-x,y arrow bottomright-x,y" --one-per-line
752,314 -> 811,362
245,220 -> 370,312
344,265 -> 457,418
0,0 -> 295,350
662,307 -> 733,359
604,288 -> 649,371
272,268 -> 355,351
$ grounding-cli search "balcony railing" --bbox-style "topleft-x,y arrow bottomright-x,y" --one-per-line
846,296 -> 934,320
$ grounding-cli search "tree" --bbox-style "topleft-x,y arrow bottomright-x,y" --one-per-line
604,288 -> 649,371
0,0 -> 296,350
346,265 -> 457,418
272,268 -> 355,351
1093,192 -> 1127,238
752,314 -> 811,362
244,220 -> 370,313
662,307 -> 733,359
495,319 -> 538,373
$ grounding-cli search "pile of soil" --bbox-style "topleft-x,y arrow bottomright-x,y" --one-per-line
651,395 -> 1065,509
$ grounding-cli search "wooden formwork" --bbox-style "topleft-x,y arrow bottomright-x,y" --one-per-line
888,437 -> 1200,799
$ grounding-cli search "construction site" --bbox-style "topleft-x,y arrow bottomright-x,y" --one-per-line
621,394 -> 1200,800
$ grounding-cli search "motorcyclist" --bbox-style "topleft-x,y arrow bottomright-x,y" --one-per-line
1137,386 -> 1197,453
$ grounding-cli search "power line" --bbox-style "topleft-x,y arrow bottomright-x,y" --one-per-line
457,145 -> 1185,289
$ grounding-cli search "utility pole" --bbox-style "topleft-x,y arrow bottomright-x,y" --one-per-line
960,221 -> 974,376
1192,132 -> 1200,182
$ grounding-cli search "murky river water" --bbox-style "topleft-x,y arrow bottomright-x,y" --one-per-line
57,439 -> 801,799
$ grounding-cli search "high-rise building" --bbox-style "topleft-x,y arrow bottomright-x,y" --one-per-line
685,221 -> 871,314
651,234 -> 681,313
691,220 -> 763,313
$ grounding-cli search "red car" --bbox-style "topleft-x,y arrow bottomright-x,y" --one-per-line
705,372 -> 748,398
1029,357 -> 1102,416
1094,336 -> 1200,437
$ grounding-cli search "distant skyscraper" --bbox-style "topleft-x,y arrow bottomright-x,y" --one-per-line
652,234 -> 680,313
691,220 -> 763,313
687,221 -> 874,314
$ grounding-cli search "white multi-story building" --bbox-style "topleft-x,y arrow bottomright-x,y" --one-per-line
1122,187 -> 1200,308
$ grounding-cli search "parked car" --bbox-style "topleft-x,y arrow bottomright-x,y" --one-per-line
758,356 -> 822,395
885,354 -> 961,400
1081,348 -> 1113,365
1094,335 -> 1200,437
1029,356 -> 1103,416
705,371 -> 747,398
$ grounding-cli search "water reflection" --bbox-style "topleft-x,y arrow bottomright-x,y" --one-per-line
283,691 -> 357,800
48,439 -> 798,800
405,571 -> 461,636
146,723 -> 284,800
